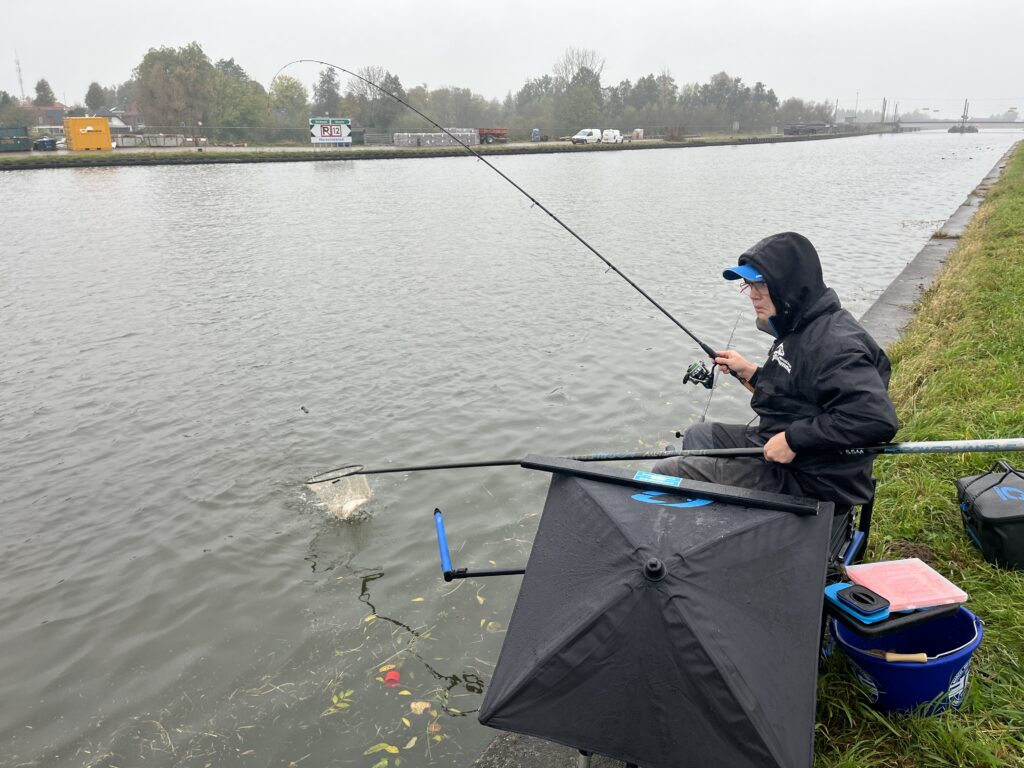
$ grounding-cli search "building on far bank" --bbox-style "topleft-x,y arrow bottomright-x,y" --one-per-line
25,102 -> 68,126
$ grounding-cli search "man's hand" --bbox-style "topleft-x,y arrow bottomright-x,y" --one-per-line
713,350 -> 757,382
764,432 -> 797,464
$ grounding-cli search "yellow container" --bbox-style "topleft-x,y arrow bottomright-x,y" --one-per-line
63,117 -> 113,151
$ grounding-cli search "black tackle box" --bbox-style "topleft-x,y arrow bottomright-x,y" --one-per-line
956,460 -> 1024,570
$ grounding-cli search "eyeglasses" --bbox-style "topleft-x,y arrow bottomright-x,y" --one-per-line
740,280 -> 769,297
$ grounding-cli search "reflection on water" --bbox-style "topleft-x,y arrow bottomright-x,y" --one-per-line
0,131 -> 1019,766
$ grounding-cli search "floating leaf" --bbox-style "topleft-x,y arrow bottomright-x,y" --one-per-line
432,735 -> 442,742
486,621 -> 503,633
476,595 -> 485,605
427,722 -> 442,734
409,701 -> 430,715
430,709 -> 438,718
320,688 -> 355,716
404,737 -> 417,749
401,717 -> 411,727
378,664 -> 396,673
480,619 -> 486,628
398,690 -> 412,696
450,707 -> 462,714
371,760 -> 388,768
364,614 -> 378,623
365,742 -> 400,755
411,597 -> 425,603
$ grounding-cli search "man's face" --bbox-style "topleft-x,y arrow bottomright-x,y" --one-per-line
742,280 -> 776,321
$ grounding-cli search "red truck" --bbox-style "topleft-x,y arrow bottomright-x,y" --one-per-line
478,128 -> 508,144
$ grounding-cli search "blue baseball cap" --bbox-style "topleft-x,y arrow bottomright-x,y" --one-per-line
722,263 -> 765,281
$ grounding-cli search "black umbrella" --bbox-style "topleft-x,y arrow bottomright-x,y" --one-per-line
477,456 -> 834,768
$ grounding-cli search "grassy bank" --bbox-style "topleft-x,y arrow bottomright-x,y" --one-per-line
816,143 -> 1024,767
0,131 -> 874,172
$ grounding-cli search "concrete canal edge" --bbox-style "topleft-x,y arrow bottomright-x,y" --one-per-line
466,139 -> 1021,768
859,142 -> 1019,346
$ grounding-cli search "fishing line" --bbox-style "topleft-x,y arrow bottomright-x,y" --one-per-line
273,59 -> 750,388
698,310 -> 743,423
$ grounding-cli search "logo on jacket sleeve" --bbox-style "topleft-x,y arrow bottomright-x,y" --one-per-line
771,342 -> 792,374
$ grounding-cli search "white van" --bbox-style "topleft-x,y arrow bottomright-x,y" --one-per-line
601,129 -> 624,144
571,128 -> 602,144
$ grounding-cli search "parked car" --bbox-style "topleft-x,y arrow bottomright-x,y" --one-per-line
601,129 -> 624,144
32,136 -> 58,151
571,128 -> 602,144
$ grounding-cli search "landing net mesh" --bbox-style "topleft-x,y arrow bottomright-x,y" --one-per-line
309,473 -> 372,519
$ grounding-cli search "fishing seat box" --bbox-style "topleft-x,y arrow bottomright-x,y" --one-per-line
956,460 -> 1024,570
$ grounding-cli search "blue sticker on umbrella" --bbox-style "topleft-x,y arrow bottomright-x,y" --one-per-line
634,471 -> 683,487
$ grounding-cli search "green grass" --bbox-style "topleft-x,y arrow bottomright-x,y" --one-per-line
815,143 -> 1024,767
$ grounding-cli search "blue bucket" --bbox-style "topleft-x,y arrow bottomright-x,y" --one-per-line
831,607 -> 983,714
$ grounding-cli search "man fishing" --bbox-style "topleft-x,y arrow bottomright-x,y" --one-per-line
653,232 -> 899,507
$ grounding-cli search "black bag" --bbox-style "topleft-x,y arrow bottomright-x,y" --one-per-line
956,460 -> 1024,569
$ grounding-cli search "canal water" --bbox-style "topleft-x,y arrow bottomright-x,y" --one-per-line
2,130 -> 1019,767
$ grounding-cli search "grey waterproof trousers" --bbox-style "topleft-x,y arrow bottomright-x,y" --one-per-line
651,422 -> 807,497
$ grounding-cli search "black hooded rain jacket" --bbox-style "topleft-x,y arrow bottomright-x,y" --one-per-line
739,233 -> 899,506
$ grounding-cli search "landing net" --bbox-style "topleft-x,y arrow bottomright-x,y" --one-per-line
307,470 -> 372,520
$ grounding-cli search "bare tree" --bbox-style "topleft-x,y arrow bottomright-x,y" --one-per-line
552,48 -> 605,88
346,66 -> 405,131
346,65 -> 388,101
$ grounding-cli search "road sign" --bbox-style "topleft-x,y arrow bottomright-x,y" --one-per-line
310,118 -> 352,146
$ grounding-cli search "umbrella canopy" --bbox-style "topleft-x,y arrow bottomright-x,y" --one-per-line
478,457 -> 833,768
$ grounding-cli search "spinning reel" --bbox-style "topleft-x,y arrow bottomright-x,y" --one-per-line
683,360 -> 715,390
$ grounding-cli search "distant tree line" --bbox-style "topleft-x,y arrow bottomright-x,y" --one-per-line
10,43 -> 1010,144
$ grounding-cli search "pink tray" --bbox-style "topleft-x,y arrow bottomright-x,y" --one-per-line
845,558 -> 968,611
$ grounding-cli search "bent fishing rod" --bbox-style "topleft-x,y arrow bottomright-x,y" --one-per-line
273,59 -> 752,391
307,437 -> 1024,483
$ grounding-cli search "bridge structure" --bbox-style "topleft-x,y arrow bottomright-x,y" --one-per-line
895,120 -> 1022,128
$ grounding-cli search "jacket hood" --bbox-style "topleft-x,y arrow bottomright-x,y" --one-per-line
737,232 -> 830,335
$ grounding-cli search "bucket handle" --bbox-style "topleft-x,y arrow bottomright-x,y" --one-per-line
929,615 -> 982,660
838,614 -> 982,661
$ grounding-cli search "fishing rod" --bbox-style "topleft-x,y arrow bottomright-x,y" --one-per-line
307,437 -> 1024,484
272,59 -> 753,391
307,448 -> 682,484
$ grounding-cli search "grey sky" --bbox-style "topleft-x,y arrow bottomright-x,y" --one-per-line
3,0 -> 1022,118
